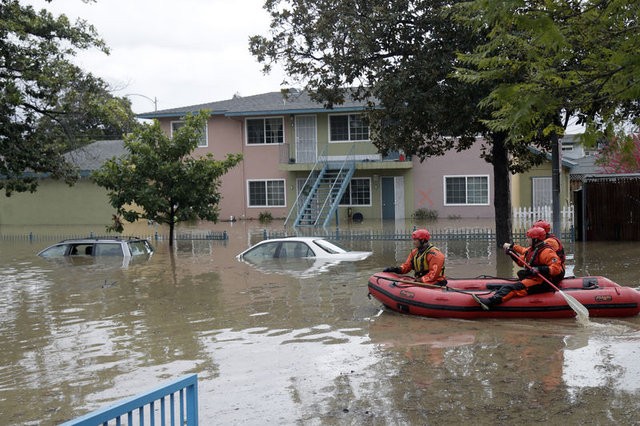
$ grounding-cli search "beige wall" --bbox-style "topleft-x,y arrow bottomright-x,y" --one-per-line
0,178 -> 113,226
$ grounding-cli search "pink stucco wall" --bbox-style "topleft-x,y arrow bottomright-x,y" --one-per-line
411,139 -> 495,219
160,116 -> 289,220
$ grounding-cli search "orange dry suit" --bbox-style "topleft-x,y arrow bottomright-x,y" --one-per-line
543,233 -> 566,274
513,234 -> 566,283
502,242 -> 563,302
399,243 -> 447,286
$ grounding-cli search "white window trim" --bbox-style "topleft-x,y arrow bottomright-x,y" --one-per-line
339,177 -> 372,207
328,113 -> 370,143
245,116 -> 286,145
246,179 -> 287,208
532,176 -> 552,207
443,174 -> 490,206
170,120 -> 208,147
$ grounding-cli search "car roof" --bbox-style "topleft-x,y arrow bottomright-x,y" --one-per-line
53,237 -> 148,244
254,237 -> 325,243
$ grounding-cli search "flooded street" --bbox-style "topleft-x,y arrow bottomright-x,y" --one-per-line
1,222 -> 639,425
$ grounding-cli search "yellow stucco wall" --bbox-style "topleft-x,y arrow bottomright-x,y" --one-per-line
511,162 -> 572,208
0,178 -> 114,226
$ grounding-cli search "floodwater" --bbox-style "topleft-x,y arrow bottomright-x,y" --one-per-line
1,221 -> 640,425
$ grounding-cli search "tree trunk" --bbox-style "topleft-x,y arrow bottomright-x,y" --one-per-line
492,132 -> 514,277
169,220 -> 175,247
492,132 -> 512,247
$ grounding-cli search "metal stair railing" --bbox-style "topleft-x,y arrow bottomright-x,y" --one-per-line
295,165 -> 328,226
318,144 -> 357,228
284,145 -> 328,227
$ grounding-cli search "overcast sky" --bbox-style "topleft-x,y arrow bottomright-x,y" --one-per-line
29,0 -> 287,114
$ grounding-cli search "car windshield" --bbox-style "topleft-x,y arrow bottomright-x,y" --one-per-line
313,239 -> 346,254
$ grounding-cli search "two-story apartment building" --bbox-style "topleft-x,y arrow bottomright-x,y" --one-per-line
3,91 -> 592,229
139,91 -> 496,225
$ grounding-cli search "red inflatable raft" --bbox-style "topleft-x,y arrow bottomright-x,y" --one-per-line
368,272 -> 640,319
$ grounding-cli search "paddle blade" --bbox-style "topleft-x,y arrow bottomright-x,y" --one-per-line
560,290 -> 590,322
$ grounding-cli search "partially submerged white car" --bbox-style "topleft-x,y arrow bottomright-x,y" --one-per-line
236,237 -> 372,277
237,237 -> 372,262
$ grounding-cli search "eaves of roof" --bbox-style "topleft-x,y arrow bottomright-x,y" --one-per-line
137,90 -> 374,119
527,146 -> 576,168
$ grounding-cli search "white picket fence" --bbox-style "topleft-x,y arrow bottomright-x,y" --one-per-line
512,205 -> 574,232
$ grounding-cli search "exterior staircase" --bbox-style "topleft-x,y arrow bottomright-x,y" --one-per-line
285,146 -> 356,228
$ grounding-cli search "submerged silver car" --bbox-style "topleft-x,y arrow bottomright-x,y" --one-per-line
37,237 -> 154,258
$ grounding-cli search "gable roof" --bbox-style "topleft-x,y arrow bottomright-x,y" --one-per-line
568,155 -> 603,180
137,90 -> 372,119
64,140 -> 126,175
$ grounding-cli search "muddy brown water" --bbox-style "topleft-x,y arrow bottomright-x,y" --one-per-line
1,222 -> 639,425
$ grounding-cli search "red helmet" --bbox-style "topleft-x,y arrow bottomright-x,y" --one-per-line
526,226 -> 546,241
412,229 -> 430,241
533,220 -> 551,234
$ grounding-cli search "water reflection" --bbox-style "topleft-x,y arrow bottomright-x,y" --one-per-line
0,222 -> 639,425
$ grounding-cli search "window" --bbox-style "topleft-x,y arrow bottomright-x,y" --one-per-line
339,178 -> 371,206
170,121 -> 208,147
532,177 -> 552,207
248,180 -> 286,207
444,175 -> 489,205
246,117 -> 284,144
329,114 -> 369,142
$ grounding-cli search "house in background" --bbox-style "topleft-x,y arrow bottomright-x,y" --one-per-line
139,90 -> 495,226
0,140 -> 123,227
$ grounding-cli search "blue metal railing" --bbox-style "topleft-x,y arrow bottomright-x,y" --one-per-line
285,145 -> 329,227
60,374 -> 198,426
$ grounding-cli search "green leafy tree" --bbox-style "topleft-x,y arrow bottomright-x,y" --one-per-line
250,0 -> 554,246
453,0 -> 640,229
1,0 -> 137,196
92,111 -> 243,247
454,0 -> 640,136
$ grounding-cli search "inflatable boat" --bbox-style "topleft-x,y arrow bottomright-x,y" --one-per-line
368,272 -> 640,319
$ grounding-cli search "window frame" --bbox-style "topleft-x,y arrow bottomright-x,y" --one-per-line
247,179 -> 286,208
532,176 -> 553,207
245,116 -> 285,145
170,120 -> 208,147
338,177 -> 372,206
328,113 -> 370,143
443,175 -> 490,206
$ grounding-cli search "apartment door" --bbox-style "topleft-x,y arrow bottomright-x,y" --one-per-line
295,115 -> 317,163
382,176 -> 404,220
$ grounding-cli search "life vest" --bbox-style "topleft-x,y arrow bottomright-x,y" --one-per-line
412,244 -> 445,278
546,233 -> 566,263
524,242 -> 552,267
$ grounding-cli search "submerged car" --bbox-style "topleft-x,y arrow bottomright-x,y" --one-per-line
237,237 -> 372,262
236,237 -> 372,277
37,237 -> 154,258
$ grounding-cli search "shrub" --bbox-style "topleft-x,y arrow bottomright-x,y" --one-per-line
413,208 -> 438,221
259,211 -> 273,223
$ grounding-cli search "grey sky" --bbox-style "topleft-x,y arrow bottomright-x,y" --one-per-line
29,0 -> 286,114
